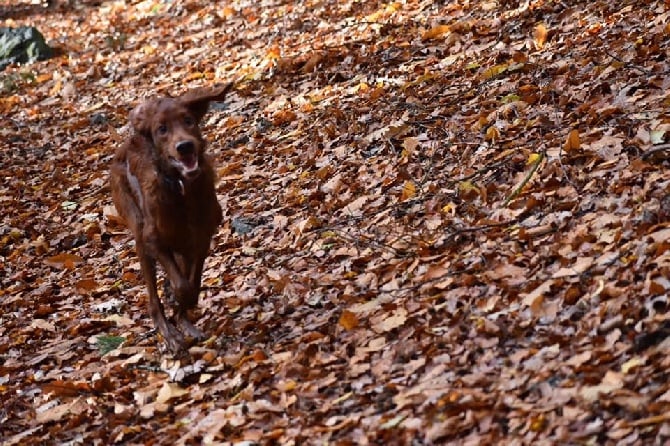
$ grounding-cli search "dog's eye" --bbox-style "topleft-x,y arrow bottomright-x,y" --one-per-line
184,116 -> 195,127
157,124 -> 168,135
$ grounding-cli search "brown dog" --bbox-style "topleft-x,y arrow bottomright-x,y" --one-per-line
110,84 -> 231,353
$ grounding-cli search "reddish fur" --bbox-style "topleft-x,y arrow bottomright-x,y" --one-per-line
110,84 -> 231,353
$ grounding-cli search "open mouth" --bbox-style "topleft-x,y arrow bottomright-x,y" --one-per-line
181,153 -> 198,170
170,154 -> 200,178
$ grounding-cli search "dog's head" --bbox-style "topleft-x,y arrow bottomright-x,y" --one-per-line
129,83 -> 232,180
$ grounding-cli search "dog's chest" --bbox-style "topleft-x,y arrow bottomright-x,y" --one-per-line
156,182 -> 217,247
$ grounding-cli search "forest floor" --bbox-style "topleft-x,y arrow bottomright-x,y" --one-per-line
2,0 -> 670,444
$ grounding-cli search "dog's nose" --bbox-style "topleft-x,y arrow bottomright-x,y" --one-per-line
176,141 -> 195,156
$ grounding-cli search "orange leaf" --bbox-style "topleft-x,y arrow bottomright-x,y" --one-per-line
272,109 -> 297,126
422,24 -> 451,41
339,310 -> 359,330
485,126 -> 500,141
369,87 -> 385,101
45,253 -> 84,269
530,413 -> 548,432
252,349 -> 268,361
564,129 -> 580,152
221,6 -> 235,18
266,45 -> 281,61
75,278 -> 99,294
185,72 -> 205,81
121,271 -> 138,283
42,380 -> 92,397
533,24 -> 548,49
401,181 -> 416,201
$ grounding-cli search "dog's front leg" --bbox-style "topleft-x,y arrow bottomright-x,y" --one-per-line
171,252 -> 206,340
150,247 -> 205,341
136,243 -> 185,353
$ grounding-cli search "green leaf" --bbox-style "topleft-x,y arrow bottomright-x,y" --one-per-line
501,93 -> 521,103
96,335 -> 125,355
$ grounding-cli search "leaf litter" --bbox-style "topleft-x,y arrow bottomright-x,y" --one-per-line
2,0 -> 670,444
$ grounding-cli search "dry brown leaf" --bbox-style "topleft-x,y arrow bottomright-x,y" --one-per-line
36,398 -> 87,424
301,52 -> 324,73
156,382 -> 189,404
584,135 -> 624,160
275,379 -> 297,392
566,351 -> 592,368
342,195 -> 370,215
647,227 -> 670,243
580,370 -> 624,402
402,137 -> 419,157
520,279 -> 554,307
552,257 -> 594,278
485,263 -> 527,281
373,308 -> 408,333
4,0 -> 670,443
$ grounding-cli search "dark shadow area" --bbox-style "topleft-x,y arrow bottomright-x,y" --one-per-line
0,0 -> 102,21
0,3 -> 49,21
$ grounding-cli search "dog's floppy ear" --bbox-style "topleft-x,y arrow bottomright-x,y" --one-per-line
179,83 -> 233,122
129,99 -> 156,135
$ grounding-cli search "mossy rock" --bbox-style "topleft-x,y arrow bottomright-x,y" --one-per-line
0,26 -> 53,71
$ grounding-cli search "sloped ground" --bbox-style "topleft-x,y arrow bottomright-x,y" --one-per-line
2,0 -> 670,444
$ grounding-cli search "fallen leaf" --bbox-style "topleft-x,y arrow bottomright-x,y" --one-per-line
402,137 -> 419,157
533,23 -> 548,48
75,278 -> 99,294
422,24 -> 451,40
564,129 -> 580,152
401,181 -> 416,201
552,257 -> 594,278
36,398 -> 87,424
580,370 -> 624,402
156,382 -> 189,404
339,310 -> 359,330
45,253 -> 84,269
621,356 -> 645,374
373,308 -> 408,333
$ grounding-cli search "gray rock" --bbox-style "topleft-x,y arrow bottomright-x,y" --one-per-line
0,26 -> 53,71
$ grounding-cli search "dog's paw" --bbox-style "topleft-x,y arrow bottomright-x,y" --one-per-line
161,323 -> 186,354
176,315 -> 206,341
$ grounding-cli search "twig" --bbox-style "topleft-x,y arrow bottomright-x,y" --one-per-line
640,143 -> 670,161
125,363 -> 167,374
502,149 -> 545,207
602,47 -> 654,76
